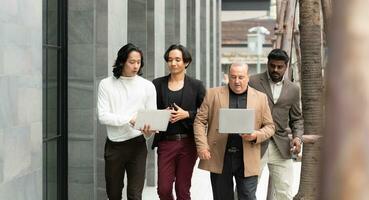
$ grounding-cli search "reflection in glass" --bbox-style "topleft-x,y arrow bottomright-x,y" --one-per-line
47,0 -> 59,45
46,49 -> 59,138
46,140 -> 58,200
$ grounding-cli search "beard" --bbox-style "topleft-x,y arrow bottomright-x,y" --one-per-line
270,72 -> 282,82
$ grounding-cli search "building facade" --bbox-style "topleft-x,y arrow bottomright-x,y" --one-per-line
220,0 -> 274,85
0,0 -> 221,199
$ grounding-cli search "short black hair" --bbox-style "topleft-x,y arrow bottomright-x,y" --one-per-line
267,48 -> 289,64
164,44 -> 192,68
112,43 -> 144,79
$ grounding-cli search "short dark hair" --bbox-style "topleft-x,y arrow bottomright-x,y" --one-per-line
112,43 -> 144,79
164,44 -> 192,68
267,48 -> 289,64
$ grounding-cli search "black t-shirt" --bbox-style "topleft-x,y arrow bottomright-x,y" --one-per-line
226,88 -> 248,149
166,88 -> 187,135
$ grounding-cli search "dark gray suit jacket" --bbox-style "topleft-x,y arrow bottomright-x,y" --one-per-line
249,72 -> 304,159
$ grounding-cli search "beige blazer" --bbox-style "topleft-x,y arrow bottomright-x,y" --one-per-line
194,86 -> 275,177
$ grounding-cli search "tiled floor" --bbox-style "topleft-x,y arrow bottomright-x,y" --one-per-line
142,159 -> 301,200
142,160 -> 213,200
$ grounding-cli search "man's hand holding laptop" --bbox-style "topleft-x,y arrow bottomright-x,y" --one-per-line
140,124 -> 156,137
240,133 -> 257,142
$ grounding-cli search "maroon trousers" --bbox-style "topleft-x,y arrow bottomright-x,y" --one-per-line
157,138 -> 198,200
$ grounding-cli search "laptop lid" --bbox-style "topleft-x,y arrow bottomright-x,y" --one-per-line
218,108 -> 255,134
134,110 -> 171,131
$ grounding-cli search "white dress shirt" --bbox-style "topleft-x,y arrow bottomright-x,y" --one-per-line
267,71 -> 284,104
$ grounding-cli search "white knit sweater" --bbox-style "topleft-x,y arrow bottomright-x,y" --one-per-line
97,75 -> 157,142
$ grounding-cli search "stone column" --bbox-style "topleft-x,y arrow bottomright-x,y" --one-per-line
210,0 -> 215,87
216,0 -> 222,86
205,0 -> 211,88
127,0 -> 147,74
154,0 -> 166,78
145,0 -> 166,187
195,0 -> 201,80
180,0 -> 187,46
68,0 -> 107,198
186,0 -> 197,78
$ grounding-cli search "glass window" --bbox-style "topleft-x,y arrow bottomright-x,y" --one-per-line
47,0 -> 59,45
46,48 -> 59,138
42,0 -> 67,199
44,140 -> 58,199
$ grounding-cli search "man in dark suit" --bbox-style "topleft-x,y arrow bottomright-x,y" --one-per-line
249,49 -> 304,200
151,44 -> 206,200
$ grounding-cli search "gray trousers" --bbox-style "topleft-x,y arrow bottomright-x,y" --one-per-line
210,150 -> 258,200
259,141 -> 294,200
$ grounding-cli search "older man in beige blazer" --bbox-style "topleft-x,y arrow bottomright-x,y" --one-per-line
194,63 -> 275,200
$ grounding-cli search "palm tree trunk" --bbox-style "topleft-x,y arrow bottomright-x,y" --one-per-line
321,0 -> 369,199
294,0 -> 323,199
320,0 -> 332,42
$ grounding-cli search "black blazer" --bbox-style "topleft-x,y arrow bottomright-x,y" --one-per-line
151,74 -> 206,149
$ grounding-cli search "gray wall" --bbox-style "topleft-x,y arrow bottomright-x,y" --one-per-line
0,0 -> 43,199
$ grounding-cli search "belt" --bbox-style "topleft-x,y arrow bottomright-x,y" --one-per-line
163,134 -> 188,141
106,135 -> 145,145
227,147 -> 241,153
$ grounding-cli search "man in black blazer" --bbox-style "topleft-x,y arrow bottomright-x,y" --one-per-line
151,44 -> 206,200
249,49 -> 304,200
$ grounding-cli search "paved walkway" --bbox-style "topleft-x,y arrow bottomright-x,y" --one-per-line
142,160 -> 301,200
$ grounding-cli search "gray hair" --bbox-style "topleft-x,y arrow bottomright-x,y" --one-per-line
227,63 -> 249,73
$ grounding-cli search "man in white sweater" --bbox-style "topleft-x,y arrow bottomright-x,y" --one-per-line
97,43 -> 156,200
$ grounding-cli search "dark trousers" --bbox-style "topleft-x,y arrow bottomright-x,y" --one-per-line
104,135 -> 147,200
210,150 -> 258,200
157,138 -> 198,200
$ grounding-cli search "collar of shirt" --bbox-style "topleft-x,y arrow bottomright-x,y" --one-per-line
119,75 -> 137,81
228,85 -> 248,96
266,71 -> 283,103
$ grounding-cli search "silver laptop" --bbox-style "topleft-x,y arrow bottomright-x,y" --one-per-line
134,110 -> 171,131
218,108 -> 255,134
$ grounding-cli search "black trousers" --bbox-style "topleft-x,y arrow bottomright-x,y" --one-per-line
104,135 -> 147,200
210,150 -> 258,200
